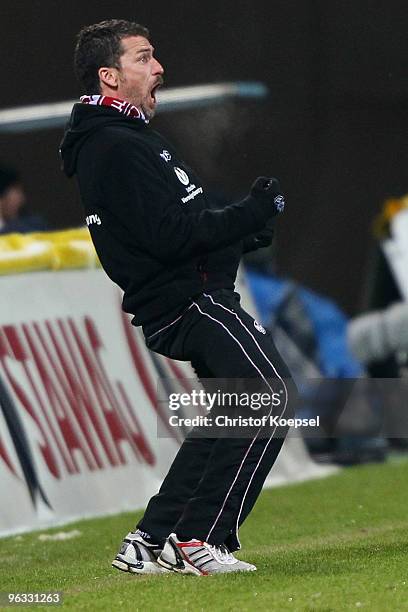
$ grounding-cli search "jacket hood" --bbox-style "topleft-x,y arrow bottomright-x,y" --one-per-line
59,103 -> 146,177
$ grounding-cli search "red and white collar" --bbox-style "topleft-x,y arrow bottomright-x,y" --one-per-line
80,95 -> 148,122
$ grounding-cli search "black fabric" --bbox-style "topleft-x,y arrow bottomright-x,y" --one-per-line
59,104 -> 294,550
60,104 -> 278,326
138,289 -> 294,551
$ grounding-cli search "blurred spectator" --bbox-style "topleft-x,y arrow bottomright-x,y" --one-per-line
349,300 -> 408,367
0,163 -> 48,234
244,248 -> 388,466
348,198 -> 408,451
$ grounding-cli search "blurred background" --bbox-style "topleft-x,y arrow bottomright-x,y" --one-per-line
1,0 -> 408,315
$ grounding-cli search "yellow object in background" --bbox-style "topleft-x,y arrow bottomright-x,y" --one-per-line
0,227 -> 100,275
373,194 -> 408,239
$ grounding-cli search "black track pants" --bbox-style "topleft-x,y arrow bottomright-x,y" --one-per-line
137,289 -> 295,551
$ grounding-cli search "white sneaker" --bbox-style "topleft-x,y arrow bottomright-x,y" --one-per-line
157,533 -> 257,575
112,531 -> 169,575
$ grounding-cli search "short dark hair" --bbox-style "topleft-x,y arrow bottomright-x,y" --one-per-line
74,19 -> 150,93
0,163 -> 20,197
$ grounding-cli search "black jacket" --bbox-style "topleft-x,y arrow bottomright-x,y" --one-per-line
60,104 -> 275,326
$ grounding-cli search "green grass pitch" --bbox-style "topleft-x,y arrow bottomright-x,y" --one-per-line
1,459 -> 407,611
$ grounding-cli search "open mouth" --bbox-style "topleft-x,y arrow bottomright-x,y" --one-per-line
150,83 -> 161,103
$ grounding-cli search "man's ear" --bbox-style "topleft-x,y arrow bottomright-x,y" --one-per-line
98,66 -> 119,89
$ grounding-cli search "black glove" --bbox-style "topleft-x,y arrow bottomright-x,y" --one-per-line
242,216 -> 276,253
250,176 -> 285,216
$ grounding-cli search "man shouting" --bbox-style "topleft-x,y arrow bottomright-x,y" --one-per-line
60,19 -> 294,576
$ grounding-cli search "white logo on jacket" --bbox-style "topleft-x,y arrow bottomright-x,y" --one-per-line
254,320 -> 266,334
160,150 -> 172,162
174,167 -> 190,186
86,214 -> 101,226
